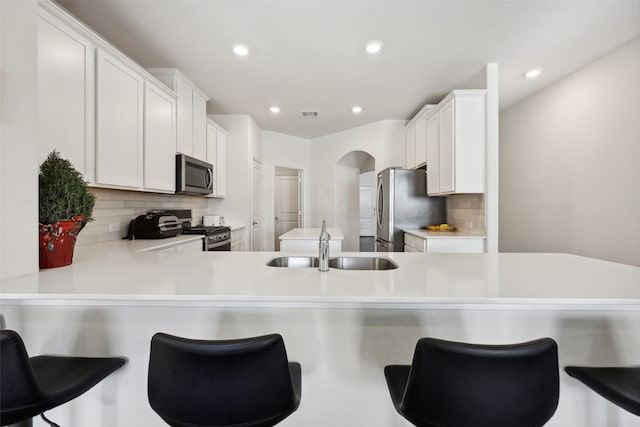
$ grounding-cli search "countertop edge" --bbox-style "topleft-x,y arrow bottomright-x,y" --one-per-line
404,229 -> 487,239
2,294 -> 640,311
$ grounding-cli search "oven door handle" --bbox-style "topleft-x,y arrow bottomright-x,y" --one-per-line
208,239 -> 231,249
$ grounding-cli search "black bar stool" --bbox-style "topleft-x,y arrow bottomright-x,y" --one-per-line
0,329 -> 127,427
147,332 -> 302,427
384,337 -> 559,427
565,365 -> 640,416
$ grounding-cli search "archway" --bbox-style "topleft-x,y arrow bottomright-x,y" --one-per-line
335,151 -> 375,252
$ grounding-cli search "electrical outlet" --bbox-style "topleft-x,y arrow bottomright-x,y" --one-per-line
108,223 -> 120,232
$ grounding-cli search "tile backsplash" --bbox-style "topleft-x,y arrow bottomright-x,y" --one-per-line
76,188 -> 208,246
446,194 -> 485,234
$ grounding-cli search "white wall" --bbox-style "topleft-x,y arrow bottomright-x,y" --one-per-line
208,114 -> 262,250
262,131 -> 311,251
500,37 -> 640,266
0,0 -> 39,280
309,120 -> 405,229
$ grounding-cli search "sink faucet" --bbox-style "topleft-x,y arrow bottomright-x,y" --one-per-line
319,220 -> 331,272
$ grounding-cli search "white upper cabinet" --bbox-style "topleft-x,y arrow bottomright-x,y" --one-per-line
415,113 -> 428,166
215,129 -> 227,197
192,92 -> 208,160
175,77 -> 193,156
426,112 -> 440,195
38,1 -> 180,194
144,80 -> 177,193
426,90 -> 486,196
147,68 -> 210,161
405,121 -> 416,169
37,8 -> 95,182
95,49 -> 144,189
405,105 -> 435,169
206,118 -> 227,198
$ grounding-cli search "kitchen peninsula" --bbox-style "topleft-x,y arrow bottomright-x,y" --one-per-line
1,243 -> 640,426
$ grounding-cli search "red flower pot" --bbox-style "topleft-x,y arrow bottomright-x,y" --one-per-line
39,216 -> 85,269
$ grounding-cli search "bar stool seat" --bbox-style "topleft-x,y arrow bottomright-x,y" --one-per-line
0,329 -> 126,426
565,365 -> 640,416
384,337 -> 559,427
147,332 -> 301,427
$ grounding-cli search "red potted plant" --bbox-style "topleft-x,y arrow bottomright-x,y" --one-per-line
38,151 -> 95,268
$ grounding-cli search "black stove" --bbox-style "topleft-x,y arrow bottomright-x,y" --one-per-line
182,225 -> 229,236
147,209 -> 231,251
182,225 -> 231,251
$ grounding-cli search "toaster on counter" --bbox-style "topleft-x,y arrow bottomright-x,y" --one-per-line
127,213 -> 182,239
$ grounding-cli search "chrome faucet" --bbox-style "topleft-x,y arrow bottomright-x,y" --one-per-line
319,220 -> 331,272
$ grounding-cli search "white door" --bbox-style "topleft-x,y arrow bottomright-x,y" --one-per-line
275,175 -> 300,251
251,158 -> 262,251
359,186 -> 375,236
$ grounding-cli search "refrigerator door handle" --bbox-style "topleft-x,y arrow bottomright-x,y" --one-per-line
376,178 -> 384,230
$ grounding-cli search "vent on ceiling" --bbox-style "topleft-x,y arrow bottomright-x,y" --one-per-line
301,111 -> 318,117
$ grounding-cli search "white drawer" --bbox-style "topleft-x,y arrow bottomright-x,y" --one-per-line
426,238 -> 484,253
404,233 -> 426,252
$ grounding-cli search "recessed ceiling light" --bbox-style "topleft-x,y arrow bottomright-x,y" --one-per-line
233,44 -> 249,56
365,41 -> 382,54
270,106 -> 280,113
524,68 -> 543,78
352,106 -> 363,114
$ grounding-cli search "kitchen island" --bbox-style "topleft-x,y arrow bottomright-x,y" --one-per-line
279,227 -> 344,252
1,242 -> 640,426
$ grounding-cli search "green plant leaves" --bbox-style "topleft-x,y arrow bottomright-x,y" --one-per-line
39,150 -> 95,225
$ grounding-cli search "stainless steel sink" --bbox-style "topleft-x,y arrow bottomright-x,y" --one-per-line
266,256 -> 319,268
266,255 -> 398,270
329,256 -> 398,270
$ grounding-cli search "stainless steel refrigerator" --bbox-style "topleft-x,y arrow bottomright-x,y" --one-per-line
375,168 -> 446,252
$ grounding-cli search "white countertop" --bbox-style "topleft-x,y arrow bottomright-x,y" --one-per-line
404,229 -> 487,239
1,237 -> 640,309
127,234 -> 204,251
279,228 -> 345,240
226,224 -> 245,232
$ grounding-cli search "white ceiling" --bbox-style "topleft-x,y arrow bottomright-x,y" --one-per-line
57,0 -> 640,139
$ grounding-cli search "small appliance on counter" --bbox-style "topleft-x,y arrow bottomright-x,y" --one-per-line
157,209 -> 193,229
126,213 -> 182,239
202,214 -> 225,227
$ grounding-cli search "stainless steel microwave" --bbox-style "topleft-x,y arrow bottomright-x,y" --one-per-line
175,153 -> 213,196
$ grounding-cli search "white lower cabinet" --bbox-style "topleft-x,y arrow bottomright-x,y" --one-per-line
143,80 -> 177,193
404,232 -> 484,253
231,229 -> 245,251
425,238 -> 485,253
175,239 -> 204,252
152,238 -> 203,253
95,49 -> 144,189
404,233 -> 426,252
